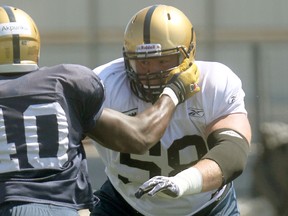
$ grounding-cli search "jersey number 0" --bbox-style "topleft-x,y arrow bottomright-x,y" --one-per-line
0,102 -> 69,174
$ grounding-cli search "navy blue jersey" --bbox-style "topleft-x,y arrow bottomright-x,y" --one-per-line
0,64 -> 104,210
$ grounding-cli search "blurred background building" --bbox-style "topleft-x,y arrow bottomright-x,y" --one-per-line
2,0 -> 287,215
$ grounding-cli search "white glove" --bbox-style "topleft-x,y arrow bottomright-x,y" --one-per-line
135,167 -> 203,199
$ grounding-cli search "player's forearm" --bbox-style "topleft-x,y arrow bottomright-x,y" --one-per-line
88,95 -> 176,154
166,159 -> 222,197
193,159 -> 223,192
118,95 -> 176,154
133,95 -> 176,153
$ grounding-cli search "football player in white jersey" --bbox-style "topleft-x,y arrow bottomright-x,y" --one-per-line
91,4 -> 252,216
0,5 -> 199,216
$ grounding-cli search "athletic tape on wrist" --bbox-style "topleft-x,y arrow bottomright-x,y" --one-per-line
160,87 -> 179,106
172,167 -> 203,197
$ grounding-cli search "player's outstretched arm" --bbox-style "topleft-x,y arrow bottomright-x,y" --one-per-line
88,95 -> 175,154
135,113 -> 251,199
87,63 -> 200,154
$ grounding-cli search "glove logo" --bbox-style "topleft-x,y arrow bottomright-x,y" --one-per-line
189,83 -> 199,92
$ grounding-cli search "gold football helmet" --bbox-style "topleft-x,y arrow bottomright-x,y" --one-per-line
0,5 -> 40,73
123,4 -> 196,102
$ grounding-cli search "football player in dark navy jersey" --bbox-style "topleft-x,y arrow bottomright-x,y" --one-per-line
0,64 -> 103,212
0,5 -> 200,216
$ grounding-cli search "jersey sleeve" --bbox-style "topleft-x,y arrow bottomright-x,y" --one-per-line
200,62 -> 247,125
81,67 -> 105,131
63,64 -> 105,132
93,58 -> 131,110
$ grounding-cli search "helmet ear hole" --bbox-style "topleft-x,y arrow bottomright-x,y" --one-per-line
0,6 -> 40,73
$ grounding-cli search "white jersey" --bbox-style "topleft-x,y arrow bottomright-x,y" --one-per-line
93,58 -> 247,216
